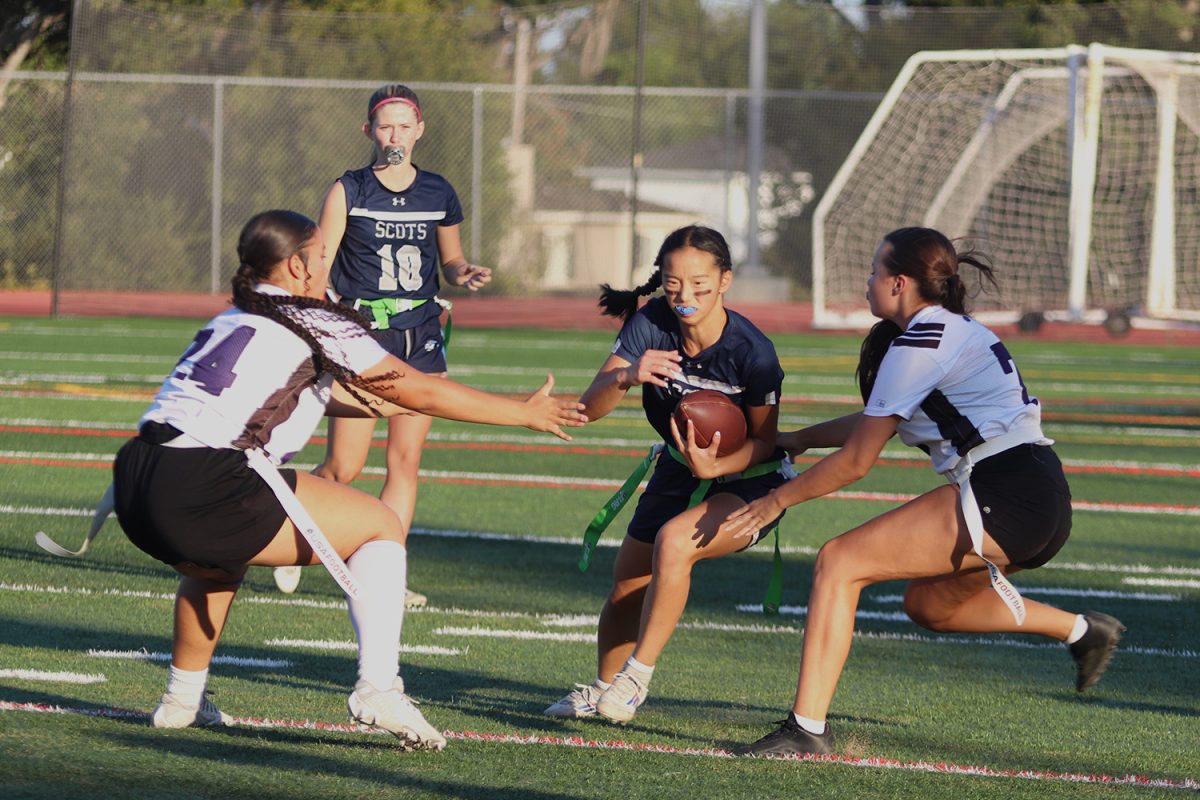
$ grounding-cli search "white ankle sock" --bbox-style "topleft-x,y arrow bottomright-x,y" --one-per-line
1065,613 -> 1089,644
791,713 -> 827,735
165,665 -> 208,706
594,678 -> 612,691
623,656 -> 655,684
347,540 -> 407,691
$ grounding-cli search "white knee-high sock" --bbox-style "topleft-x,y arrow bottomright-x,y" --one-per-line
346,540 -> 407,691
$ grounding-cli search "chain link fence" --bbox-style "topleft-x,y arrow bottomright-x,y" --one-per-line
2,0 -> 1196,311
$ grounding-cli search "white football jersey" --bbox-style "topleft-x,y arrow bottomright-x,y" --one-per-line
863,305 -> 1049,474
140,285 -> 388,464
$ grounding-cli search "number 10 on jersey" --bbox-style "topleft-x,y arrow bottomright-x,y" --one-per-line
376,243 -> 423,292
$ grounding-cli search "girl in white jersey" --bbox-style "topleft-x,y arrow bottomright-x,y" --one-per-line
725,227 -> 1124,758
274,84 -> 491,601
113,210 -> 584,750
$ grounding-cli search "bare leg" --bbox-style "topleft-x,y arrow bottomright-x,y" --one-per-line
792,484 -> 1078,721
314,415 -> 376,484
632,494 -> 754,666
597,537 -> 654,682
169,570 -> 243,671
380,411 -> 435,531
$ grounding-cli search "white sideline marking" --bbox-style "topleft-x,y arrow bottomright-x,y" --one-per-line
2,701 -> 1197,791
735,604 -> 911,622
540,614 -> 599,627
433,626 -> 594,643
0,669 -> 106,684
264,639 -> 464,657
1122,577 -> 1200,590
868,586 -> 1180,603
87,649 -> 291,668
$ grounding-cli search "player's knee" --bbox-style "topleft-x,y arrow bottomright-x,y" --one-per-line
608,577 -> 648,608
314,460 -> 363,484
812,537 -> 855,585
652,522 -> 699,574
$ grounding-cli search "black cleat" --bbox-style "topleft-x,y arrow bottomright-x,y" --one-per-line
1069,611 -> 1126,692
733,716 -> 835,758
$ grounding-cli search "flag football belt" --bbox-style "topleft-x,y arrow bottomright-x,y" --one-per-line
578,442 -> 789,615
352,296 -> 455,346
244,447 -> 361,599
941,426 -> 1046,626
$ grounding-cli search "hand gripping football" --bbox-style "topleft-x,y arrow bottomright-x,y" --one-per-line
672,390 -> 747,457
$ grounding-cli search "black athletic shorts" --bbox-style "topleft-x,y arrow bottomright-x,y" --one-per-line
970,443 -> 1072,569
373,315 -> 447,374
112,423 -> 297,572
626,459 -> 789,547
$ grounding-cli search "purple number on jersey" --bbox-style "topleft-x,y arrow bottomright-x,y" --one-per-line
174,325 -> 257,397
989,341 -> 1035,405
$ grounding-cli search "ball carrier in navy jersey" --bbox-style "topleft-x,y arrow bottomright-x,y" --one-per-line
724,227 -> 1125,758
544,225 -> 795,725
101,210 -> 583,747
274,84 -> 491,601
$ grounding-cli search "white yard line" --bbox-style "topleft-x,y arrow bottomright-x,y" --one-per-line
0,669 -> 106,684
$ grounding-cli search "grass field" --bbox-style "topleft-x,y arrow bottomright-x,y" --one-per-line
0,315 -> 1197,799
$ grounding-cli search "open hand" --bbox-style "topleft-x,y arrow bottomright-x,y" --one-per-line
721,492 -> 784,540
525,373 -> 588,441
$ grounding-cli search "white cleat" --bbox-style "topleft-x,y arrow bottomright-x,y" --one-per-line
273,566 -> 302,594
404,588 -> 428,609
596,671 -> 649,724
348,678 -> 446,751
543,683 -> 603,718
151,691 -> 234,729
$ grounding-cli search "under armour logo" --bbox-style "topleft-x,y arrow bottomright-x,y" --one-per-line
392,197 -> 406,207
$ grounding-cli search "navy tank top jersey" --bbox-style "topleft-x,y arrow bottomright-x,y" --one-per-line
330,165 -> 465,328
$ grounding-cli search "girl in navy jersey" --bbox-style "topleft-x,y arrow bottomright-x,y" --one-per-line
113,210 -> 583,749
544,225 -> 793,724
275,84 -> 489,600
727,227 -> 1124,758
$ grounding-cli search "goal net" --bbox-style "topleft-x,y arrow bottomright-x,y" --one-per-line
813,44 -> 1200,328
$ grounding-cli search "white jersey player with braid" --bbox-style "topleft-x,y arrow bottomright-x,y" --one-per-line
109,210 -> 584,750
726,227 -> 1124,760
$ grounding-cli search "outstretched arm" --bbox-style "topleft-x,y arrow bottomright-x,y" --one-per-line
357,354 -> 586,440
777,411 -> 864,456
722,413 -> 900,538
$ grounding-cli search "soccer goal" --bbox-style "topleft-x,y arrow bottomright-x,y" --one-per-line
813,43 -> 1200,332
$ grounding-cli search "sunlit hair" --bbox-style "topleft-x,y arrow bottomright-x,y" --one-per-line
598,225 -> 733,321
855,226 -> 999,402
231,210 -> 401,419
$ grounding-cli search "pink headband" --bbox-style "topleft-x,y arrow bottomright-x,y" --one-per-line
369,97 -> 422,123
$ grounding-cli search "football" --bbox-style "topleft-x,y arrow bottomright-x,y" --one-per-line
672,390 -> 747,456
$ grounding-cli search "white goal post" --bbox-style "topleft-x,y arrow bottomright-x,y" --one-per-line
813,43 -> 1200,330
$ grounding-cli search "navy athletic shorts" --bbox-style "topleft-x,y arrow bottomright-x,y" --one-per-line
626,454 -> 789,547
113,423 -> 297,572
971,443 -> 1072,569
373,315 -> 447,374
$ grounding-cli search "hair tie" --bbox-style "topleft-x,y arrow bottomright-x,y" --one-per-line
369,96 -> 422,123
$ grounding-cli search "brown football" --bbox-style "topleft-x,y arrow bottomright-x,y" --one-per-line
672,390 -> 747,456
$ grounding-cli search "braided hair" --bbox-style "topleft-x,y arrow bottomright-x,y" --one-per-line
598,225 -> 733,321
854,226 -> 999,402
231,210 -> 401,416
